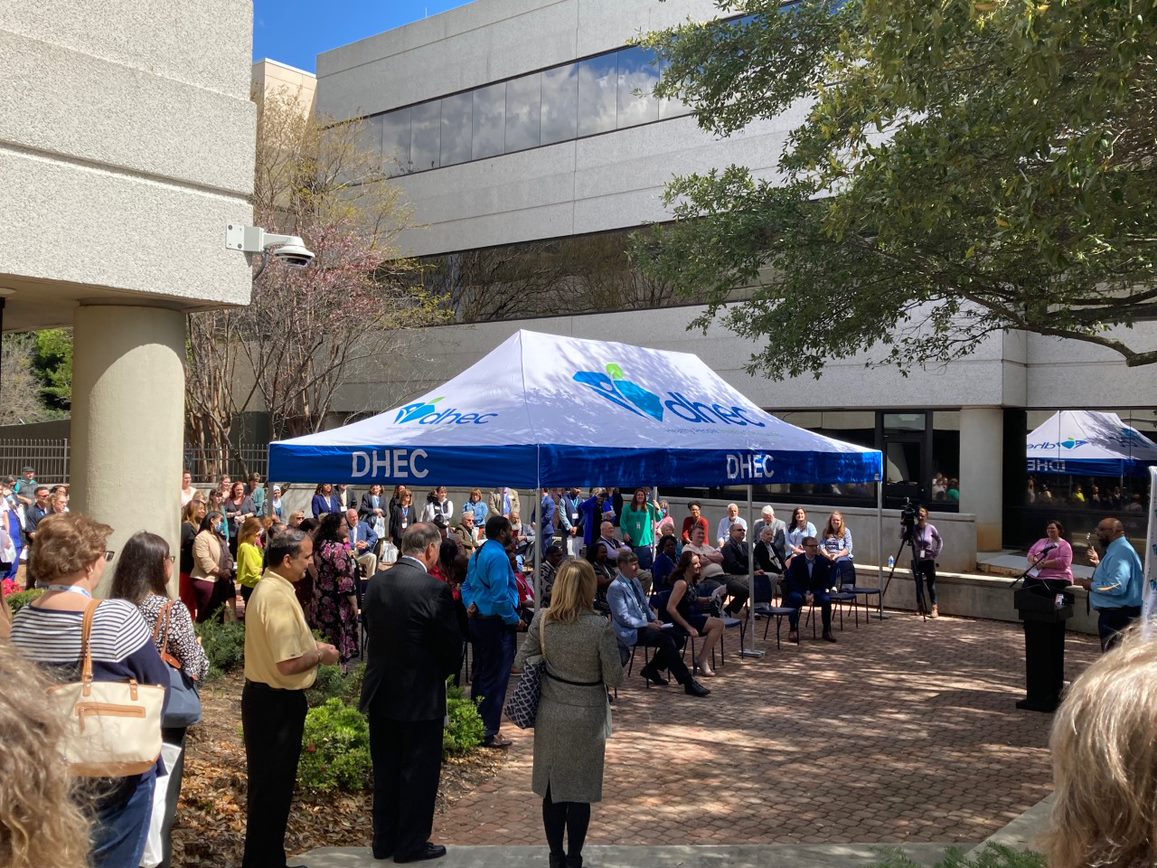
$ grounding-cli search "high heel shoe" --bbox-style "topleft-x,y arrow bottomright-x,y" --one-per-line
694,662 -> 716,677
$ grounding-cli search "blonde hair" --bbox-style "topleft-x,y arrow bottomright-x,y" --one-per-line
0,641 -> 91,867
238,516 -> 263,547
545,560 -> 596,625
1047,629 -> 1157,868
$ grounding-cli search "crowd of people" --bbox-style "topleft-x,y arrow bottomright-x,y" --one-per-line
0,465 -> 1151,868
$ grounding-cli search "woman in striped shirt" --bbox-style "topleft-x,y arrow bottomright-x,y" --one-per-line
10,513 -> 170,868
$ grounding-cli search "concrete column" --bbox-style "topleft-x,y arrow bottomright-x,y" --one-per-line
960,407 -> 1004,554
71,304 -> 185,594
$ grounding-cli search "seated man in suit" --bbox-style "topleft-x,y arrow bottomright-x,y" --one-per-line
345,507 -> 380,579
783,536 -> 836,644
607,549 -> 710,697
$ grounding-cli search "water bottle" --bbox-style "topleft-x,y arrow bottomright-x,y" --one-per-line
887,555 -> 895,569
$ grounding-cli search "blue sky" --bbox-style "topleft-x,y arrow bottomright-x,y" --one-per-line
252,0 -> 475,72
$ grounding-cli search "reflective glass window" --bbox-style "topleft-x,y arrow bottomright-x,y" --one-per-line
578,54 -> 617,136
505,73 -> 541,152
440,92 -> 472,166
657,59 -> 692,120
541,63 -> 578,145
472,82 -> 506,159
616,46 -> 660,128
381,108 -> 411,174
410,101 -> 441,171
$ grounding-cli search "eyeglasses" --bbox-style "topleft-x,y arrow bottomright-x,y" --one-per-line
164,554 -> 176,563
803,543 -> 818,549
104,550 -> 115,561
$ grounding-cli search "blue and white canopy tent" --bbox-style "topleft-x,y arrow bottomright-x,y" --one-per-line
1026,410 -> 1157,478
269,329 -> 881,487
270,329 -> 884,653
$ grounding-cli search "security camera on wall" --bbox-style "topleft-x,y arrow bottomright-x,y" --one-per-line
225,224 -> 315,270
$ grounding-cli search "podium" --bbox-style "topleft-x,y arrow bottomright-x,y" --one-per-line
1013,583 -> 1074,713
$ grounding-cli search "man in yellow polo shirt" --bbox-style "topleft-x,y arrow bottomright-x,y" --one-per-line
241,527 -> 339,868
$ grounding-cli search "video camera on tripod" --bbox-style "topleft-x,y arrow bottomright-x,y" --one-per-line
899,498 -> 918,539
883,497 -> 931,619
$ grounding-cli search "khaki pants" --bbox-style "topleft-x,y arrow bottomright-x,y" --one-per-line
356,551 -> 378,578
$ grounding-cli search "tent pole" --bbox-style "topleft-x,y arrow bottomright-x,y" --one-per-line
741,483 -> 763,658
876,474 -> 885,600
534,460 -> 543,612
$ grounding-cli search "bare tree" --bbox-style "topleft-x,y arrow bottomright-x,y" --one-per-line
185,88 -> 444,463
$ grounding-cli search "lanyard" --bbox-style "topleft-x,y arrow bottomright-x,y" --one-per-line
45,584 -> 93,598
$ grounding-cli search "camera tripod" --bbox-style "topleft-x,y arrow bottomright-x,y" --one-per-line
881,522 -> 929,622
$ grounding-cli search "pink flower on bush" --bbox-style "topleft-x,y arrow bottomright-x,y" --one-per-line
1,578 -> 20,598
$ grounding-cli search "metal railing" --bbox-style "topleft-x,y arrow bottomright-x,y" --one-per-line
182,445 -> 269,484
0,439 -> 272,486
0,439 -> 70,484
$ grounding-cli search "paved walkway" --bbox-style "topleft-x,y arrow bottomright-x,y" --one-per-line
304,611 -> 1097,864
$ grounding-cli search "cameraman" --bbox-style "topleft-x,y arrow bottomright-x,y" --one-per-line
909,506 -> 943,618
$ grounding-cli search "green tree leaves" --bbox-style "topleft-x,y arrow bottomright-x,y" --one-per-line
636,0 -> 1157,377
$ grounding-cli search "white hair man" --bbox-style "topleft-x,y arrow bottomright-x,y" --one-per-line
716,502 -> 747,547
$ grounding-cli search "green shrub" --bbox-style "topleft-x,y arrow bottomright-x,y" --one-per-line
194,617 -> 246,680
443,680 -> 486,757
306,663 -> 366,707
306,664 -> 346,707
871,844 -> 1046,868
298,698 -> 372,793
7,588 -> 44,613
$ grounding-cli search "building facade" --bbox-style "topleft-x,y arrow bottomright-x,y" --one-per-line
307,0 -> 1157,554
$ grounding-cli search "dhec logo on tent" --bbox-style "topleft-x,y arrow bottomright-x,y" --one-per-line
574,363 -> 766,427
1028,436 -> 1089,451
394,397 -> 496,426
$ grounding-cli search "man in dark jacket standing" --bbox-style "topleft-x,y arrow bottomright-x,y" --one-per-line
361,522 -> 463,863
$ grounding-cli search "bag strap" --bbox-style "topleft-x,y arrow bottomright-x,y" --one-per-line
158,600 -> 177,654
80,597 -> 100,692
538,609 -> 547,660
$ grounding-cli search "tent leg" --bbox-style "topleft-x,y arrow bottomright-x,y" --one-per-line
876,477 -> 889,620
741,483 -> 763,659
533,469 -> 543,611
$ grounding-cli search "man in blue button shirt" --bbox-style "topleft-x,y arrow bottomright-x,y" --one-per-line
1082,517 -> 1144,652
462,514 -> 519,747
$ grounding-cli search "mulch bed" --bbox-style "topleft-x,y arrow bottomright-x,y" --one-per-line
172,671 -> 507,867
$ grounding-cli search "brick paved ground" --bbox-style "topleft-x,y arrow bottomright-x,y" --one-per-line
435,611 -> 1099,847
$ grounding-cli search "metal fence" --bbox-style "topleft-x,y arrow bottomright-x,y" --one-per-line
0,439 -> 271,486
183,445 -> 269,485
0,439 -> 70,484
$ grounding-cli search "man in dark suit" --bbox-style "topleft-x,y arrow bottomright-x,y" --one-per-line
361,522 -> 463,864
783,535 -> 836,644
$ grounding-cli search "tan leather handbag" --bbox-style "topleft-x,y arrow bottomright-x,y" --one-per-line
48,598 -> 165,777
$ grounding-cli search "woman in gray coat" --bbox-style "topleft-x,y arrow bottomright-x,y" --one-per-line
515,559 -> 624,868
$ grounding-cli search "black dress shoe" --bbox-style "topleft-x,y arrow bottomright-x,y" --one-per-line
394,842 -> 447,863
823,631 -> 837,643
640,666 -> 669,686
684,678 -> 711,697
481,734 -> 512,748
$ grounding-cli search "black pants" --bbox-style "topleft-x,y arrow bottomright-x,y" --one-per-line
913,559 -> 937,608
468,617 -> 516,737
1097,606 -> 1141,652
784,590 -> 831,632
635,626 -> 691,684
241,681 -> 307,868
368,714 -> 444,859
722,576 -> 750,616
